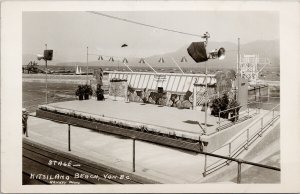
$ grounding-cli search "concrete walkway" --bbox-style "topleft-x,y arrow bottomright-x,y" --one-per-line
25,110 -> 279,183
25,116 -> 207,183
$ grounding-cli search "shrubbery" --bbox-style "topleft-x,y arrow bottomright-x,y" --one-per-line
211,93 -> 240,122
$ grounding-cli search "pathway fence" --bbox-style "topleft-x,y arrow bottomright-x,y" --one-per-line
204,104 -> 280,176
216,101 -> 261,131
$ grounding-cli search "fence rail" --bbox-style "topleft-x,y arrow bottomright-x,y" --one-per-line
216,101 -> 261,131
23,107 -> 280,184
204,103 -> 280,176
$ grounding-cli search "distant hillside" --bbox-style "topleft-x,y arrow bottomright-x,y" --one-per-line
24,39 -> 279,70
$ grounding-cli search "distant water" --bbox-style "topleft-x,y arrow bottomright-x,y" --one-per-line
23,82 -> 78,113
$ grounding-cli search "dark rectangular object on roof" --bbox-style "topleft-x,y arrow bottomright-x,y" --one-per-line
44,50 -> 53,61
187,42 -> 208,63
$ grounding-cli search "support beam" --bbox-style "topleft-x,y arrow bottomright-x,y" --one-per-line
170,56 -> 184,74
144,60 -> 157,74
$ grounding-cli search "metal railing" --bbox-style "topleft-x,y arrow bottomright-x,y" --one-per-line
217,101 -> 261,131
204,104 -> 280,176
23,106 -> 280,184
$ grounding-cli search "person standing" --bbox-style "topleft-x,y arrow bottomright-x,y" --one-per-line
22,108 -> 28,135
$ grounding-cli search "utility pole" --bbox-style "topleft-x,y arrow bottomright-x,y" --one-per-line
236,38 -> 240,101
203,33 -> 210,134
86,46 -> 89,84
204,61 -> 208,132
45,44 -> 48,104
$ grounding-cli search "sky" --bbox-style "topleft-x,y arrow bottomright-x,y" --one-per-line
23,11 -> 279,63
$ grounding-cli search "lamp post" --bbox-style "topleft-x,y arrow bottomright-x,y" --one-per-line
236,38 -> 240,101
86,46 -> 89,84
45,44 -> 48,104
187,32 -> 225,135
202,33 -> 210,134
204,61 -> 208,131
37,44 -> 53,105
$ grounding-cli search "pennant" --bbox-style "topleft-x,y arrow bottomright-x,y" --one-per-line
98,56 -> 103,60
109,57 -> 114,62
139,58 -> 145,64
158,57 -> 165,63
181,56 -> 187,62
122,58 -> 128,63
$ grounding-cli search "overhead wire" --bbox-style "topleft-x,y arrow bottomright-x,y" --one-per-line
87,11 -> 203,38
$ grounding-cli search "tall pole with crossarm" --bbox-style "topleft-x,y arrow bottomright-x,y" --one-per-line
187,32 -> 225,135
86,46 -> 89,84
45,44 -> 48,104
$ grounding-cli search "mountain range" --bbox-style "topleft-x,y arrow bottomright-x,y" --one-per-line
23,39 -> 279,70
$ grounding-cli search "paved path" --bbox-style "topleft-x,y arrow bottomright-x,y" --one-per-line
25,116 -> 207,183
23,139 -> 156,184
25,111 -> 279,183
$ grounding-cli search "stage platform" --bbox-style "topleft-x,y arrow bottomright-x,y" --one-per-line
36,99 -> 261,152
38,99 -> 225,136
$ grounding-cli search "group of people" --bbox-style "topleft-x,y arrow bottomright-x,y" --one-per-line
127,88 -> 193,109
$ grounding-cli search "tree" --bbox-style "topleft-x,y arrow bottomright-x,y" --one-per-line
215,69 -> 236,96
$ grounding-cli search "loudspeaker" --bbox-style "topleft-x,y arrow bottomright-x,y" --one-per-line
43,50 -> 53,61
37,54 -> 44,61
208,47 -> 226,60
187,42 -> 208,63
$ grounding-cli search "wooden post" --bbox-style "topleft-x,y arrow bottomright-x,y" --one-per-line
133,138 -> 136,172
237,161 -> 242,184
68,124 -> 71,151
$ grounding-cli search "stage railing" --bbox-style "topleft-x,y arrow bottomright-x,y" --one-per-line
216,101 -> 261,131
204,104 -> 280,176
